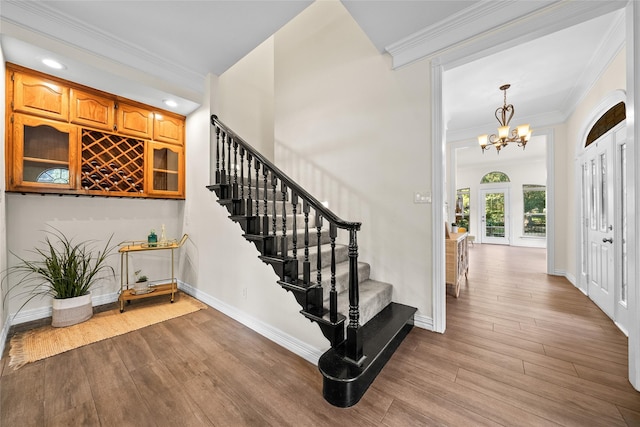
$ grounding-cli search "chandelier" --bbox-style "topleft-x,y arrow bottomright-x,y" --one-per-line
478,84 -> 532,153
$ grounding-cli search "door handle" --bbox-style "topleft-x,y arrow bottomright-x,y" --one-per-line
602,237 -> 613,243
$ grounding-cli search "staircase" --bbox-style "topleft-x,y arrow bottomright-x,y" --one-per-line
207,115 -> 417,407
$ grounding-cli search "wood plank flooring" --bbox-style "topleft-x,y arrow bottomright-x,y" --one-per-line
2,244 -> 640,426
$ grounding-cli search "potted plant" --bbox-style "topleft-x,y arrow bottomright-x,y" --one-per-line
133,270 -> 150,295
3,227 -> 115,327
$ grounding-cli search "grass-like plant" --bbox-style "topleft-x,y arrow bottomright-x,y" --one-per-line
3,227 -> 116,312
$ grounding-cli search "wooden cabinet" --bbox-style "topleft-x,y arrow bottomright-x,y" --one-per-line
147,141 -> 184,197
446,232 -> 469,298
10,114 -> 77,192
153,113 -> 184,145
5,64 -> 186,199
116,103 -> 153,139
70,88 -> 115,131
12,71 -> 69,121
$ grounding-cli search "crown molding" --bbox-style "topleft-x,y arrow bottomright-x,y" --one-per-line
386,0 -> 627,70
1,1 -> 205,95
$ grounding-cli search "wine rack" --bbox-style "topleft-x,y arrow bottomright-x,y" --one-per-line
81,129 -> 144,194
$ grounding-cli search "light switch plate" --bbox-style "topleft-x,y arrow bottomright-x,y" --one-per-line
414,191 -> 431,204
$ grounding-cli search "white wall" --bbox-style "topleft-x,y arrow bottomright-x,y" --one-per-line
4,195 -> 184,322
273,1 -> 433,319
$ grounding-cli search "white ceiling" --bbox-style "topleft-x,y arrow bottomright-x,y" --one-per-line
0,0 -> 628,157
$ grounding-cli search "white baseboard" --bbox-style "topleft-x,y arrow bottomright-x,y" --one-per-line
8,291 -> 120,326
414,313 -> 434,331
178,281 -> 324,366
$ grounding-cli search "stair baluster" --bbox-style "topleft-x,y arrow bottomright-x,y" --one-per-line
214,124 -> 221,183
254,158 -> 261,234
316,213 -> 323,287
330,223 -> 337,323
262,166 -> 269,236
239,146 -> 245,202
246,153 -> 253,216
227,135 -> 232,186
303,201 -> 311,285
220,131 -> 226,185
271,174 -> 277,238
291,191 -> 298,263
281,182 -> 288,258
232,140 -> 239,199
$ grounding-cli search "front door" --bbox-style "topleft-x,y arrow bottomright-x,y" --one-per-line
584,132 -> 615,318
480,187 -> 510,245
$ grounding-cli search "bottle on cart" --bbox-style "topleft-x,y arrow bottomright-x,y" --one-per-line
160,224 -> 168,246
148,229 -> 157,247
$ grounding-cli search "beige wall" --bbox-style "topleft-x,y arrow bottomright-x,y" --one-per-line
273,1 -> 433,318
218,37 -> 275,162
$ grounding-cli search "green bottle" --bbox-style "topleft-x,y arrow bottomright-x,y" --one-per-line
148,229 -> 157,247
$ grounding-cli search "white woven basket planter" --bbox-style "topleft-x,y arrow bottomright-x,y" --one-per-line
51,293 -> 93,327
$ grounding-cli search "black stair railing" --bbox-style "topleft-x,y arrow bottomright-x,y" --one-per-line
211,115 -> 363,362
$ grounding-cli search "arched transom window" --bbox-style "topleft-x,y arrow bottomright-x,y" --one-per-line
480,171 -> 510,183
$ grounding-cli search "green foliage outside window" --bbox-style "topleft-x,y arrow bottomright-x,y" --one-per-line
480,171 -> 510,183
523,184 -> 546,236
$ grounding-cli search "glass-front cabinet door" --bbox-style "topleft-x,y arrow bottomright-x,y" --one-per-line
147,141 -> 184,198
11,114 -> 77,192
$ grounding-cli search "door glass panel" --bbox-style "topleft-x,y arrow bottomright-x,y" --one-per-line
23,124 -> 69,183
484,192 -> 505,238
590,159 -> 596,230
581,163 -> 588,276
600,152 -> 607,231
621,143 -> 627,304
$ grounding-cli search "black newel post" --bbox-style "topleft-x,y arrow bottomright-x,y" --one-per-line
346,227 -> 363,364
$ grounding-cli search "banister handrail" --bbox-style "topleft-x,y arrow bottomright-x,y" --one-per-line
212,114 -> 361,231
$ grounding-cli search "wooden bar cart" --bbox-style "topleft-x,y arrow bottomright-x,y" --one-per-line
118,234 -> 188,312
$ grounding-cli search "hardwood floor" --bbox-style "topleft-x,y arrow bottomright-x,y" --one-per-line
2,244 -> 640,426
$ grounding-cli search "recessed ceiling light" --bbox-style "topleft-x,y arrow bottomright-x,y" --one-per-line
163,99 -> 178,108
42,58 -> 65,70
